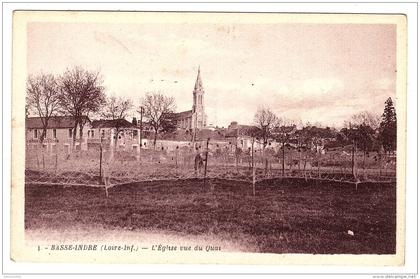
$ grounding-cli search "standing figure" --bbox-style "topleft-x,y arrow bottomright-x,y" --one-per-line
194,148 -> 205,176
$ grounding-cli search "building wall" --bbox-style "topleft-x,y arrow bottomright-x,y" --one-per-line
178,116 -> 192,130
26,126 -> 90,153
85,127 -> 141,151
143,139 -> 194,152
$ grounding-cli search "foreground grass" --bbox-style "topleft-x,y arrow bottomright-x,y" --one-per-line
25,178 -> 395,254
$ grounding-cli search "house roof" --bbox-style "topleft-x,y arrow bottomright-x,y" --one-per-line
225,124 -> 259,138
26,116 -> 89,129
91,119 -> 136,129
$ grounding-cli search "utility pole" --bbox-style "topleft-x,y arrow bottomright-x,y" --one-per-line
192,110 -> 197,149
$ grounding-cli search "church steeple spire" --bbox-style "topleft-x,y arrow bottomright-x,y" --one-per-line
194,65 -> 203,90
192,66 -> 206,128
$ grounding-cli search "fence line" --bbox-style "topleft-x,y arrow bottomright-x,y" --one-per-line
25,140 -> 397,195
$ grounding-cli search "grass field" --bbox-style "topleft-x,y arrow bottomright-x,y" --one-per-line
25,178 -> 396,254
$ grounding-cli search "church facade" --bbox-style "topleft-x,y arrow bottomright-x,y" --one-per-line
175,67 -> 207,130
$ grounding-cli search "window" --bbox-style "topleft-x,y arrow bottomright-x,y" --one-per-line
101,130 -> 105,138
68,129 -> 73,138
133,129 -> 138,138
91,130 -> 94,138
53,129 -> 57,139
34,129 -> 38,139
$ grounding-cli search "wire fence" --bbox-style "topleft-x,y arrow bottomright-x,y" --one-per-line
26,138 -> 397,194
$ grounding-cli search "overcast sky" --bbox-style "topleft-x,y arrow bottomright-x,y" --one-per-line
27,22 -> 396,128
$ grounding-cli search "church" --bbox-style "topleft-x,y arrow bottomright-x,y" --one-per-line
174,67 -> 207,130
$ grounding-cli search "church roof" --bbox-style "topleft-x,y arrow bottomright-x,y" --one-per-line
194,66 -> 203,91
173,110 -> 193,119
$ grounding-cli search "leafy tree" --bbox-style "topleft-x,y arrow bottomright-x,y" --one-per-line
379,97 -> 397,153
354,124 -> 375,152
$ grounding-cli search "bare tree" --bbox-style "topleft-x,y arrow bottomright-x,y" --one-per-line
26,73 -> 61,144
253,106 -> 278,149
243,126 -> 262,196
272,117 -> 295,176
141,92 -> 176,148
58,67 -> 106,147
254,107 -> 278,173
350,111 -> 381,130
101,96 -> 133,146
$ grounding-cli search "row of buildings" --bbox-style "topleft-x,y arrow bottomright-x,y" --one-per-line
25,67 -> 337,155
25,115 -> 335,155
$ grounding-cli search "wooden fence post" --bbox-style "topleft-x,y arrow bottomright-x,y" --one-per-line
55,153 -> 58,173
252,137 -> 256,196
351,140 -> 355,178
282,141 -> 285,177
204,138 -> 210,188
175,147 -> 178,168
99,144 -> 103,183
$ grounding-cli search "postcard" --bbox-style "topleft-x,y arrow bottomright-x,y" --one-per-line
11,11 -> 406,265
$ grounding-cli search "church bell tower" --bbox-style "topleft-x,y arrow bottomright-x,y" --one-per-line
192,66 -> 206,129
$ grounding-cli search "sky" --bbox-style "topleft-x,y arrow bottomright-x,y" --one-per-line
27,22 -> 396,128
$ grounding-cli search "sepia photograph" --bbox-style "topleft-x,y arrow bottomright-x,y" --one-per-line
10,11 -> 407,265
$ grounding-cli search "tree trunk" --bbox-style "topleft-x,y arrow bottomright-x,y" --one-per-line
72,124 -> 78,151
114,129 -> 119,150
79,125 -> 84,151
39,118 -> 49,145
40,128 -> 47,145
153,129 -> 158,149
79,125 -> 83,140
